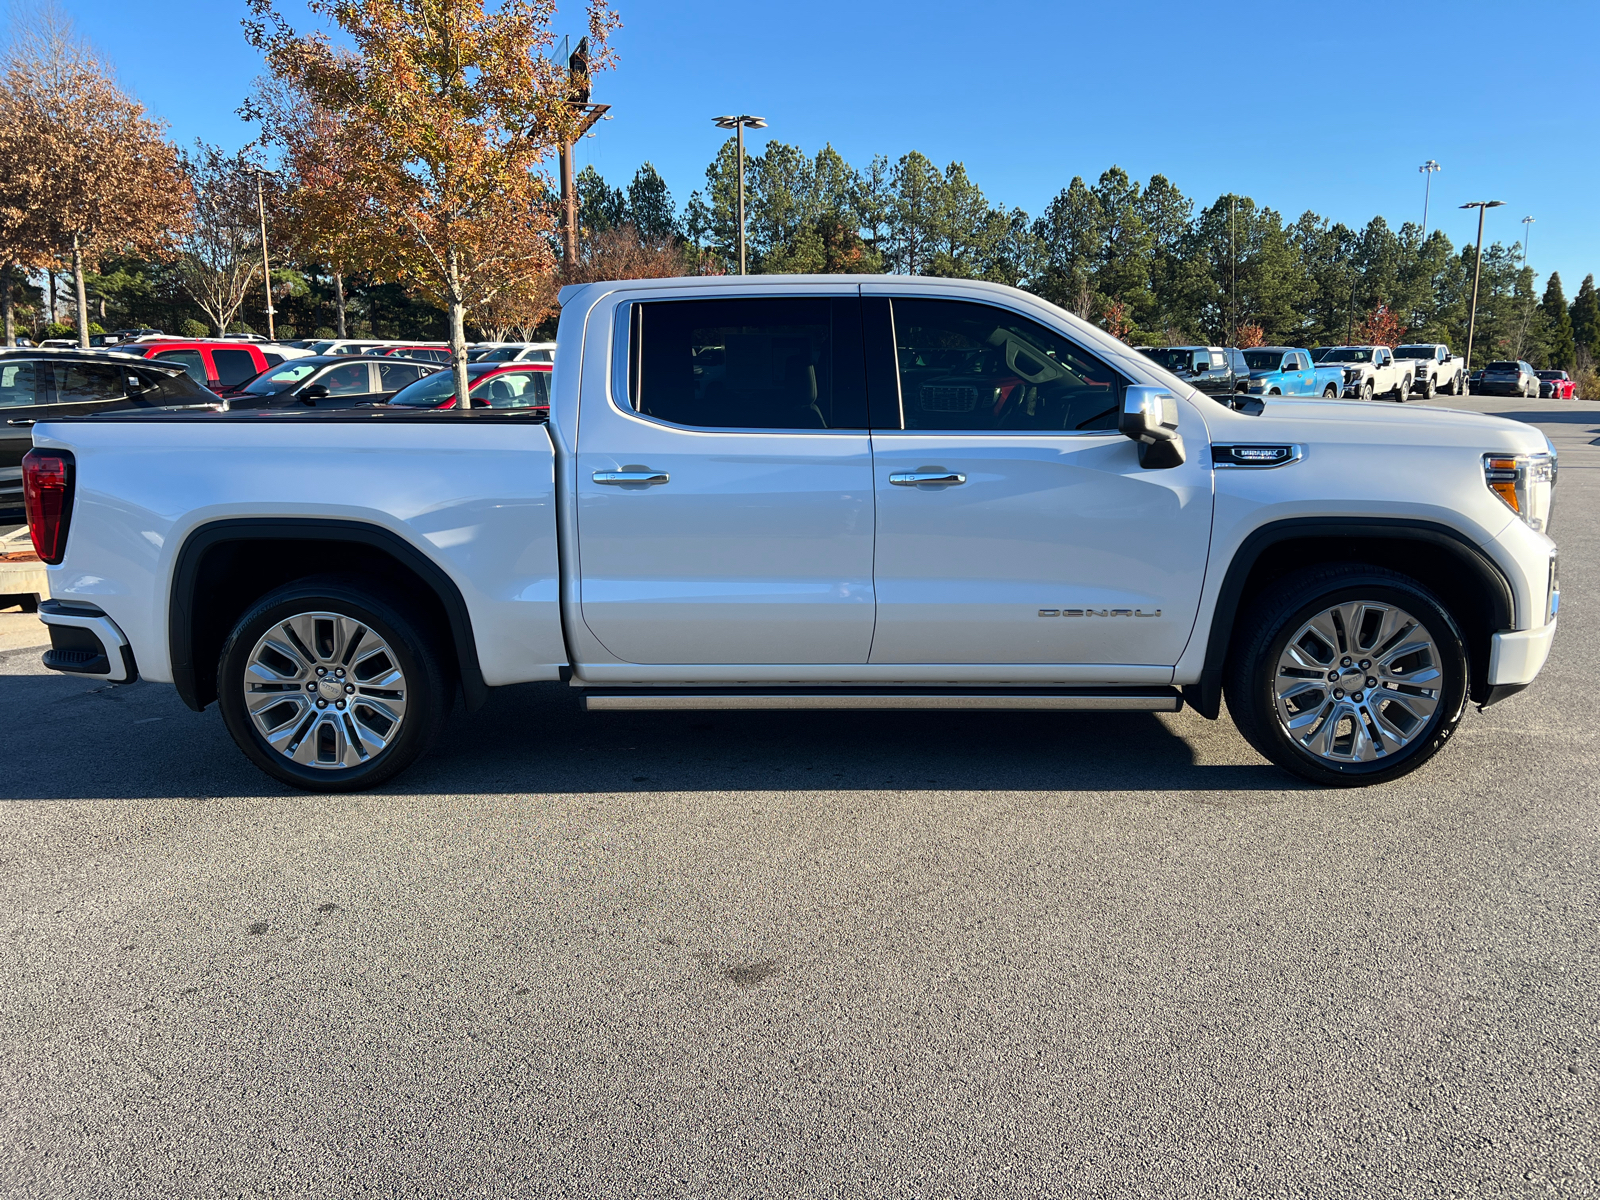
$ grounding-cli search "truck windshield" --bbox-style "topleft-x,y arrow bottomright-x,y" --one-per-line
1242,351 -> 1286,371
1394,346 -> 1437,358
1320,348 -> 1373,363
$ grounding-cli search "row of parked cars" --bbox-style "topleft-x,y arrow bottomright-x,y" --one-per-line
1139,342 -> 1472,402
0,335 -> 556,502
1140,341 -> 1583,402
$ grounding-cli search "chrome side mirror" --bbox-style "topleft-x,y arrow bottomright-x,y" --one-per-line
1119,385 -> 1185,469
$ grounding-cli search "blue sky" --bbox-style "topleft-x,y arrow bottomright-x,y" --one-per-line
57,0 -> 1600,294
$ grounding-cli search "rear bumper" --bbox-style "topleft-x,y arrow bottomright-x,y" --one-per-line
38,599 -> 138,683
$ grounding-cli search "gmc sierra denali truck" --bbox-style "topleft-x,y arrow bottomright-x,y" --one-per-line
22,275 -> 1560,792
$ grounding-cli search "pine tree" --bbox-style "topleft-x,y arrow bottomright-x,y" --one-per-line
625,163 -> 677,243
1541,273 -> 1575,368
1570,275 -> 1600,359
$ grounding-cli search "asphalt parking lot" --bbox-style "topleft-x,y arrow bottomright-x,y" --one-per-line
1,394 -> 1595,1198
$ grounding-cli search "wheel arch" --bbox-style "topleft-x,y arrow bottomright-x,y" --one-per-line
1185,518 -> 1514,718
169,517 -> 488,714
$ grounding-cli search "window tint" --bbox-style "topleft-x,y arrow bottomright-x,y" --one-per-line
321,362 -> 373,395
0,360 -> 37,407
891,298 -> 1124,432
1210,351 -> 1226,368
154,349 -> 208,383
261,352 -> 284,367
52,363 -> 128,403
626,297 -> 866,430
472,369 -> 550,409
378,362 -> 426,390
213,348 -> 259,386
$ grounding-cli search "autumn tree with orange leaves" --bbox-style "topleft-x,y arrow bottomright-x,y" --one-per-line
1,8 -> 187,347
246,0 -> 619,401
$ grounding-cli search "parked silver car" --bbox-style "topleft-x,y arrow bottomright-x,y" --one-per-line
1473,360 -> 1539,398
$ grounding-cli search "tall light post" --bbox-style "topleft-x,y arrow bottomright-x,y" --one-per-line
557,38 -> 612,272
712,114 -> 767,274
1520,215 -> 1536,267
1460,200 -> 1505,379
1418,160 -> 1441,241
254,168 -> 276,341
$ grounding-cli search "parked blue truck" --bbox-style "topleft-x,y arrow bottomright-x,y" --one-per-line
1242,347 -> 1346,398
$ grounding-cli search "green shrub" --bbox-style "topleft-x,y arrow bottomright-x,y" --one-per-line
179,319 -> 208,338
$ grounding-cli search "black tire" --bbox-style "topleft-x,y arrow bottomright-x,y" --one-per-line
217,575 -> 452,791
1420,375 -> 1435,400
1224,565 -> 1469,787
1322,384 -> 1339,398
1361,381 -> 1374,402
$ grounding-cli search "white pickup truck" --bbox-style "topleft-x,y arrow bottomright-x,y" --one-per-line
1322,345 -> 1412,401
22,276 -> 1560,791
1393,343 -> 1467,400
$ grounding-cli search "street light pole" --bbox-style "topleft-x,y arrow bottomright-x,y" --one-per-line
1521,215 -> 1536,268
1460,200 -> 1505,381
255,170 -> 275,342
712,115 -> 767,275
1418,160 -> 1440,241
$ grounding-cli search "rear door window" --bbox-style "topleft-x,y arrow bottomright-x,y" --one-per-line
212,348 -> 260,386
153,349 -> 208,383
321,362 -> 374,395
624,296 -> 867,430
472,369 -> 550,409
0,360 -> 38,407
52,363 -> 129,404
378,362 -> 427,391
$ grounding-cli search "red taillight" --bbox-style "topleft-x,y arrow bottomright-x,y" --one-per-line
22,449 -> 74,564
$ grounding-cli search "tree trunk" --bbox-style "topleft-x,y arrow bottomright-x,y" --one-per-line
448,248 -> 471,414
48,271 -> 56,327
72,235 -> 90,348
2,263 -> 14,347
334,271 -> 347,338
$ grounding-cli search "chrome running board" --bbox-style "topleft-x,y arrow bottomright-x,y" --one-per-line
582,687 -> 1182,712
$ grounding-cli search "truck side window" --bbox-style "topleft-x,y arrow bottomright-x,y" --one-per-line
890,299 -> 1124,432
154,349 -> 207,383
213,348 -> 260,386
624,297 -> 867,430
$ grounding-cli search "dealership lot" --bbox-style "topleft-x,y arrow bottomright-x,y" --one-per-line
1,394 -> 1594,1197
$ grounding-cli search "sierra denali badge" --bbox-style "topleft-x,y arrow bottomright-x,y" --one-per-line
1038,608 -> 1161,618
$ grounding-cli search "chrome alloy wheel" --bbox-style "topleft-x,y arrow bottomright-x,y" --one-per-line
241,611 -> 408,769
1272,600 -> 1442,764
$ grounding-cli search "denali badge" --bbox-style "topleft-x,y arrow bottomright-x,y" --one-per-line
1038,608 -> 1160,618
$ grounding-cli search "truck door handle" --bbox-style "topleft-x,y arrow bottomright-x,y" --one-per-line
593,469 -> 669,486
889,471 -> 966,486
7,419 -> 35,427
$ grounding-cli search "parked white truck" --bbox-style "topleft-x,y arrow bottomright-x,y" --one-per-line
1322,345 -> 1412,401
1393,343 -> 1467,399
23,276 -> 1559,791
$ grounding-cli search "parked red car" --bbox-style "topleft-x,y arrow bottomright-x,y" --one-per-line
1537,370 -> 1576,399
382,361 -> 550,410
114,340 -> 287,395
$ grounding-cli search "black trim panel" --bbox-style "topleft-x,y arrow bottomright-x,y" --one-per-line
861,296 -> 902,429
1478,682 -> 1528,709
168,517 -> 488,714
1185,517 -> 1516,719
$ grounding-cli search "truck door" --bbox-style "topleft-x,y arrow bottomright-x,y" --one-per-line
863,293 -> 1213,667
1287,351 -> 1312,394
574,293 -> 876,665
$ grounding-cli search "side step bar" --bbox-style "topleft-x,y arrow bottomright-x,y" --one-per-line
582,687 -> 1182,712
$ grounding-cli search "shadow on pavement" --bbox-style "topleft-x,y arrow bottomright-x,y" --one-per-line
0,669 -> 1303,801
1487,409 -> 1600,426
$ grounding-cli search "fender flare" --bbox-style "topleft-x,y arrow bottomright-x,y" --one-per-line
1184,516 -> 1515,718
168,517 -> 489,713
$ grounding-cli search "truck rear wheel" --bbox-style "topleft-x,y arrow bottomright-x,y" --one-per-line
217,576 -> 451,791
1224,565 -> 1468,787
1322,384 -> 1338,399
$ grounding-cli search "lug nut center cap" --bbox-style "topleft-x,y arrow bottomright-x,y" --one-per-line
317,677 -> 345,702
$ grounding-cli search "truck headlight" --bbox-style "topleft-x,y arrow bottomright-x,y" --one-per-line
1483,451 -> 1557,533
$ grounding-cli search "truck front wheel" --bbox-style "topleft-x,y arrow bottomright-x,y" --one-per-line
1224,565 -> 1468,786
217,576 -> 452,791
1420,375 -> 1435,400
1361,381 -> 1374,402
